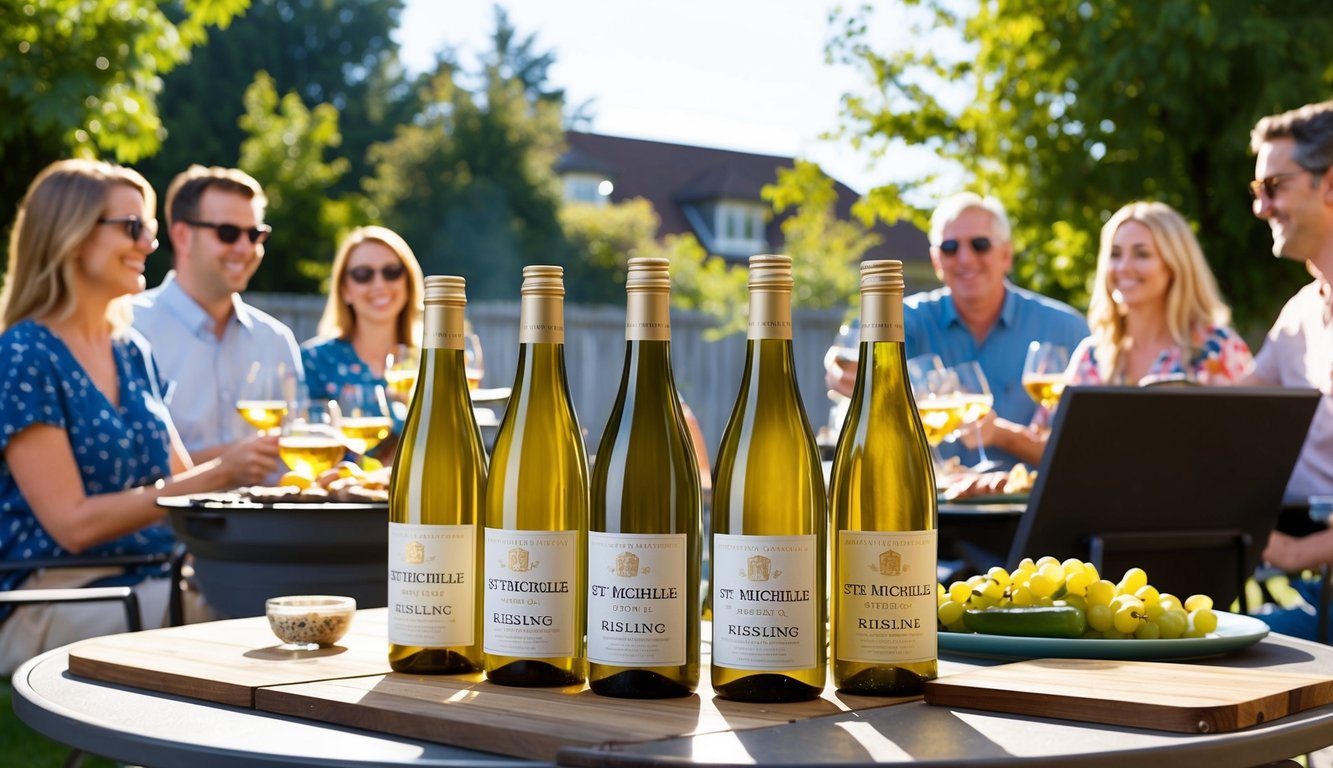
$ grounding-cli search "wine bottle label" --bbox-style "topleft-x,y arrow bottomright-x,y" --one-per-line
836,529 -> 937,663
711,533 -> 818,669
586,531 -> 687,666
859,293 -> 905,343
387,523 -> 476,646
482,528 -> 579,658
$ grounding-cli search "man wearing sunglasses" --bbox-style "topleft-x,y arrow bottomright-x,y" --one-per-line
828,192 -> 1088,470
1242,101 -> 1333,642
131,165 -> 300,474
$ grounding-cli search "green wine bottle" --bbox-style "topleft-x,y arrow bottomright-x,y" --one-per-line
588,257 -> 702,698
711,254 -> 827,702
829,260 -> 938,695
483,265 -> 589,686
387,275 -> 485,674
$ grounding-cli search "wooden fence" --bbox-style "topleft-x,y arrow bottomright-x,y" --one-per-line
247,293 -> 849,464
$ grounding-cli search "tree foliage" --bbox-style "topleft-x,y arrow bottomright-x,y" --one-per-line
366,8 -> 570,301
0,0 -> 246,228
830,0 -> 1333,330
237,72 -> 370,293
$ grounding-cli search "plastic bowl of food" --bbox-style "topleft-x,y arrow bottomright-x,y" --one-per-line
265,595 -> 356,649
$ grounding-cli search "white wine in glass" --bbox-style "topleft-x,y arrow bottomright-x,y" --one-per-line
948,362 -> 998,472
278,403 -> 345,478
236,361 -> 288,432
1022,341 -> 1070,411
336,384 -> 393,455
385,344 -> 420,401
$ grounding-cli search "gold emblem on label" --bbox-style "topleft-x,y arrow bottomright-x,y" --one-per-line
878,549 -> 903,577
614,551 -> 640,577
743,555 -> 781,582
405,540 -> 425,565
507,547 -> 532,572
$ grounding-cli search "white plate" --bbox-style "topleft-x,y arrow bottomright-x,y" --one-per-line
938,611 -> 1270,661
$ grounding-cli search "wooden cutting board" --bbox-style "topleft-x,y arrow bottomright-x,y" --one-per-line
924,657 -> 1333,733
67,609 -> 394,707
68,609 -> 909,760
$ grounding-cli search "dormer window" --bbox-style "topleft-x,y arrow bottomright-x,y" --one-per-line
712,200 -> 767,258
562,172 -> 612,206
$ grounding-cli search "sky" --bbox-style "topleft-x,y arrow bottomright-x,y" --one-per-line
394,0 -> 939,196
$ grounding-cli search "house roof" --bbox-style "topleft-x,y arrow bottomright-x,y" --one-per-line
560,132 -> 933,277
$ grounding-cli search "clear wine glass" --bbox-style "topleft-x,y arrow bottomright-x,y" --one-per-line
464,330 -> 485,391
823,318 -> 861,439
335,383 -> 392,459
384,344 -> 420,404
235,361 -> 289,434
1022,341 -> 1070,414
278,401 -> 345,479
948,361 -> 999,473
906,354 -> 958,481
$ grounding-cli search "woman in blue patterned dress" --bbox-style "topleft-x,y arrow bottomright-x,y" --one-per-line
301,226 -> 424,462
0,160 -> 276,673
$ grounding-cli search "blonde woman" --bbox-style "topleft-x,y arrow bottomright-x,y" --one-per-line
301,226 -> 425,456
1069,201 -> 1252,386
0,159 -> 274,673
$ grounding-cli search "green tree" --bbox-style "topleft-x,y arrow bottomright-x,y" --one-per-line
236,72 -> 370,293
558,198 -> 662,304
366,8 -> 569,300
830,0 -> 1333,329
138,0 -> 410,200
0,0 -> 246,227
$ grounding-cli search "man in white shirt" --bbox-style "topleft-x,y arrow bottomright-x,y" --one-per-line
1242,100 -> 1333,640
132,165 -> 297,472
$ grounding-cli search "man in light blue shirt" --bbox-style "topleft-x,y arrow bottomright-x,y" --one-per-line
132,166 -> 298,471
828,193 -> 1088,471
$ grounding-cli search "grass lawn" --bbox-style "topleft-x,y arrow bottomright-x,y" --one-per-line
1,677 -> 116,768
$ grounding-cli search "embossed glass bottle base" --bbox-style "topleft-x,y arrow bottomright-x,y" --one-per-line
835,663 -> 932,696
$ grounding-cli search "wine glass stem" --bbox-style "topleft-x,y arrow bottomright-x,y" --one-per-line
975,423 -> 991,465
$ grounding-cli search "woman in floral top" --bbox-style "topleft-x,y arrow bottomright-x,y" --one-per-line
0,160 -> 273,673
1069,201 -> 1252,386
301,226 -> 425,460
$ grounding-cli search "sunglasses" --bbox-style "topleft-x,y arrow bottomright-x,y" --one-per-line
937,237 -> 993,255
97,215 -> 155,242
183,219 -> 272,244
347,264 -> 407,284
1247,171 -> 1306,201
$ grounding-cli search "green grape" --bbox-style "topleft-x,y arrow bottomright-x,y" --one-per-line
1118,567 -> 1148,594
1157,609 -> 1188,639
1086,580 -> 1116,606
980,579 -> 1006,601
987,567 -> 1011,587
1017,557 -> 1037,571
1134,621 -> 1162,640
1082,562 -> 1101,582
1191,608 -> 1219,634
1028,573 -> 1058,599
1036,555 -> 1060,568
1061,557 -> 1085,574
1134,585 -> 1160,605
1086,603 -> 1114,632
1157,593 -> 1183,613
938,600 -> 966,626
1038,562 -> 1065,584
1185,594 -> 1214,612
948,581 -> 972,604
1184,628 -> 1207,638
936,583 -> 947,606
945,618 -> 968,633
1113,603 -> 1144,634
1064,569 -> 1092,596
1010,586 -> 1036,606
1102,629 -> 1129,639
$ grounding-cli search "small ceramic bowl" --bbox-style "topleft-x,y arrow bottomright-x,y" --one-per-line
265,595 -> 355,648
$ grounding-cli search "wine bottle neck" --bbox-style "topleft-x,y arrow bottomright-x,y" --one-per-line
747,291 -> 792,341
520,295 -> 564,345
625,291 -> 670,342
422,303 -> 466,350
859,291 -> 904,344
